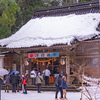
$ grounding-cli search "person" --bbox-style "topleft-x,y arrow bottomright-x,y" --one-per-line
4,74 -> 11,93
43,67 -> 50,86
55,71 -> 64,100
16,73 -> 21,92
36,72 -> 43,93
61,76 -> 67,100
11,73 -> 17,93
23,73 -> 28,94
49,69 -> 54,84
38,68 -> 41,73
30,68 -> 36,85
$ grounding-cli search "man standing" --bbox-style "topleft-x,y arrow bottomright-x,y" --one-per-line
5,74 -> 11,93
16,73 -> 21,92
11,73 -> 17,93
30,68 -> 36,85
43,67 -> 50,86
55,71 -> 64,100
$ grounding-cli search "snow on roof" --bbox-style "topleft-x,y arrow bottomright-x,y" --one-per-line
0,13 -> 100,48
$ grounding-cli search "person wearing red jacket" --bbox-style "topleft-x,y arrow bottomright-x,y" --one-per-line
23,73 -> 28,94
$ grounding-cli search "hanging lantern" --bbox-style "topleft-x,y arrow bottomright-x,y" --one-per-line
24,58 -> 29,66
42,62 -> 45,65
54,57 -> 56,61
31,58 -> 34,62
37,61 -> 39,65
60,57 -> 65,65
48,61 -> 51,65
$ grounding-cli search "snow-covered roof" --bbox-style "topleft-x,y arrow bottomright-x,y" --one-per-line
0,13 -> 100,48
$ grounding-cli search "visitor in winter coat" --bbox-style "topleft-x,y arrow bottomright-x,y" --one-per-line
16,73 -> 21,92
43,67 -> 50,86
61,76 -> 67,99
55,71 -> 64,100
11,73 -> 17,93
23,73 -> 28,94
30,68 -> 36,85
4,74 -> 11,93
36,72 -> 43,93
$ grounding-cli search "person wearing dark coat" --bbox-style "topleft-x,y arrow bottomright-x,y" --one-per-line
5,74 -> 10,93
11,73 -> 17,93
16,73 -> 21,92
55,71 -> 64,100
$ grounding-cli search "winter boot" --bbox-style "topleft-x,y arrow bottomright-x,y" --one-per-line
55,98 -> 58,100
24,92 -> 27,94
59,97 -> 64,100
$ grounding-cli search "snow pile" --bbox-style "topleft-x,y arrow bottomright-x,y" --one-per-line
0,13 -> 100,48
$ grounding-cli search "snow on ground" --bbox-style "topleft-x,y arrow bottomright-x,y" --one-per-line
1,90 -> 87,100
0,13 -> 100,48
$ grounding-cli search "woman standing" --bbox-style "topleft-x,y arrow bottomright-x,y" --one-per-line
36,72 -> 43,93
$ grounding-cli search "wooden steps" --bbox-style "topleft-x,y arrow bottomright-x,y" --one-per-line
1,84 -> 81,92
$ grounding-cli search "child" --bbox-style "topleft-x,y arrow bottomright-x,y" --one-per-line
61,76 -> 67,100
23,73 -> 28,94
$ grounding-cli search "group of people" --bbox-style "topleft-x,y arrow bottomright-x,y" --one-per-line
4,72 -> 28,94
30,67 -> 51,86
30,67 -> 50,93
4,67 -> 67,100
30,67 -> 68,100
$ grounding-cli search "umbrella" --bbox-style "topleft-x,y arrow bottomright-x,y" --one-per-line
0,68 -> 9,76
10,71 -> 19,75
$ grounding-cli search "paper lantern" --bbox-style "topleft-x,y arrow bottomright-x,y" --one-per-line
60,58 -> 65,65
37,62 -> 39,65
54,58 -> 56,61
48,61 -> 51,65
42,62 -> 45,65
31,58 -> 33,62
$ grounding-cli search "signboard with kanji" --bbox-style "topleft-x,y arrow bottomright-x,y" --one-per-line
28,52 -> 59,58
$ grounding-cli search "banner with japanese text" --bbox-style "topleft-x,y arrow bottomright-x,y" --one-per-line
28,52 -> 59,58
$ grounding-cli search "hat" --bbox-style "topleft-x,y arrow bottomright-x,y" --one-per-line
62,76 -> 66,79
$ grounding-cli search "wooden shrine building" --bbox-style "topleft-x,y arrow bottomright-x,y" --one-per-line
0,1 -> 100,84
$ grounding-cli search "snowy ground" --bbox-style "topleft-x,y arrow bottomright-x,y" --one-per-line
1,90 -> 87,100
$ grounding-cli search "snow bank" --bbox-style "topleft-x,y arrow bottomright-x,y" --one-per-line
0,13 -> 100,48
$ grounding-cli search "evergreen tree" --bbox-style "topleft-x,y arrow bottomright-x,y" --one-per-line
12,0 -> 48,33
0,0 -> 20,39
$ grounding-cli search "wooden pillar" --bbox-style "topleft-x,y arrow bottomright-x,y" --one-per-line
0,56 -> 5,68
66,56 -> 70,84
20,51 -> 24,75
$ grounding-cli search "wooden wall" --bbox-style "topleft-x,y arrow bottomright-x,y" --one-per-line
74,39 -> 100,77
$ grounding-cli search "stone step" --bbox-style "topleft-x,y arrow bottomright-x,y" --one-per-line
1,84 -> 81,92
